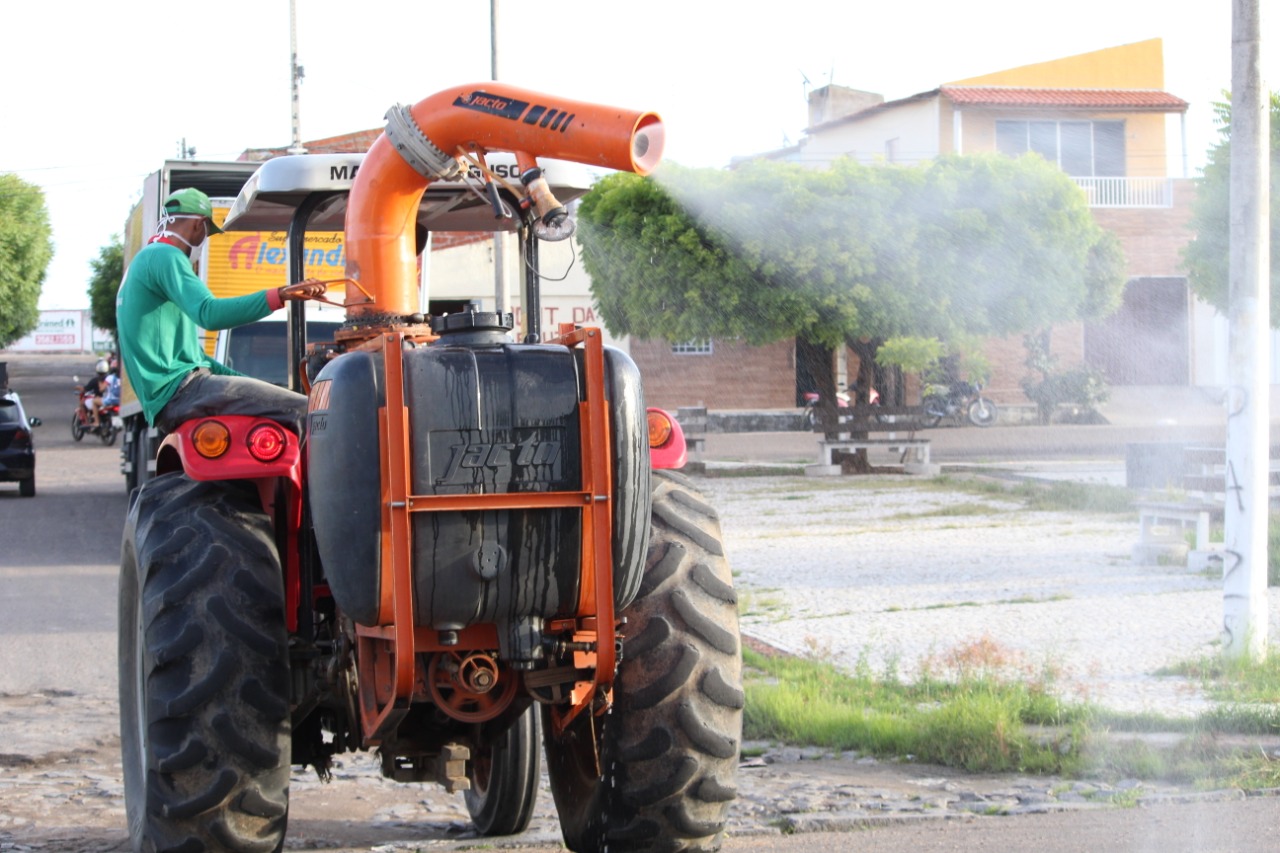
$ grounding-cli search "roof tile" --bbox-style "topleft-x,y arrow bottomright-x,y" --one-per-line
940,86 -> 1188,112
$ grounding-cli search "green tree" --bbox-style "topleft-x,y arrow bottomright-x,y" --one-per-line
88,235 -> 123,343
1183,92 -> 1280,323
0,174 -> 53,348
578,154 -> 1123,405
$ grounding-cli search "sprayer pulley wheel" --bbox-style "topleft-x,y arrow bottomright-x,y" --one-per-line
427,651 -> 517,722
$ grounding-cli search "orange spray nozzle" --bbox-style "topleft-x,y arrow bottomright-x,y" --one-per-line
345,83 -> 664,316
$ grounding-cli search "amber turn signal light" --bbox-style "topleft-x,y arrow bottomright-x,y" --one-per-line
191,420 -> 231,459
647,410 -> 673,448
247,423 -> 288,463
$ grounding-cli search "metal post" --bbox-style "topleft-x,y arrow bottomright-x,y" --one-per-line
490,0 -> 508,314
1223,0 -> 1270,660
287,0 -> 307,155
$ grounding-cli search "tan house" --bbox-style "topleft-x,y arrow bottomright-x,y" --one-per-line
632,39 -> 1207,411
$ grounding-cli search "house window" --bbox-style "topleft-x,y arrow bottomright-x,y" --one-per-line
671,340 -> 713,356
995,120 -> 1126,177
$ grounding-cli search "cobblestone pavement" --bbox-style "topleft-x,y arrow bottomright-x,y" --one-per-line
4,468 -> 1280,851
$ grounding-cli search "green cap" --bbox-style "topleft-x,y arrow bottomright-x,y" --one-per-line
163,187 -> 223,234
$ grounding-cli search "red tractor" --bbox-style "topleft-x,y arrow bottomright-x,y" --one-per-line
118,83 -> 742,852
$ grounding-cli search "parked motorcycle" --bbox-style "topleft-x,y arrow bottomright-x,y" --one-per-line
921,381 -> 997,428
71,387 -> 121,445
802,385 -> 879,430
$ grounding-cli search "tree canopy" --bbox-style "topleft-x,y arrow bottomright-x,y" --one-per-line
88,235 -> 123,344
577,154 -> 1124,360
1182,92 -> 1280,324
0,174 -> 53,348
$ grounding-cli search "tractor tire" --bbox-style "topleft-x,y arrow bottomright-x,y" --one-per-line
544,469 -> 743,853
119,473 -> 291,853
464,705 -> 541,836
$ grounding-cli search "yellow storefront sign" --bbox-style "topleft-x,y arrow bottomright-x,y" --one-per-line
205,207 -> 345,297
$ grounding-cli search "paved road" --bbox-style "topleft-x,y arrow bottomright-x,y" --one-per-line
0,354 -> 127,700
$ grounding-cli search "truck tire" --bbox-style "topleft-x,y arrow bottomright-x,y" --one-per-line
464,705 -> 541,836
119,474 -> 291,853
544,469 -> 742,852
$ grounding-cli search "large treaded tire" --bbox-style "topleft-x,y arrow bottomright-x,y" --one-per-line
464,705 -> 542,836
119,474 -> 291,853
545,469 -> 743,852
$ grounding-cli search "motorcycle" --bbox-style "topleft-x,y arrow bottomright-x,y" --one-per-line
802,385 -> 879,430
71,387 -> 121,445
921,381 -> 997,428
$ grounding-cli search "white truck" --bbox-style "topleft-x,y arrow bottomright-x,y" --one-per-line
119,154 -> 595,492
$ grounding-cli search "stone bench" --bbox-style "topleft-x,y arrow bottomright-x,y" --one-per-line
1131,445 -> 1280,567
806,406 -> 937,476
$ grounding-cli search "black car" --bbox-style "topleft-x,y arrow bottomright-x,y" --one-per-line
0,390 -> 40,497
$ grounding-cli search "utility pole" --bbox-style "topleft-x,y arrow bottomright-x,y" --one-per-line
491,0 -> 511,318
287,0 -> 307,155
1223,0 -> 1270,660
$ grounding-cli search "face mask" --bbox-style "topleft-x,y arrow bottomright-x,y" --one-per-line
155,215 -> 206,258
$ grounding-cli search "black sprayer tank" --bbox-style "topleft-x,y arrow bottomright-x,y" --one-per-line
306,313 -> 651,665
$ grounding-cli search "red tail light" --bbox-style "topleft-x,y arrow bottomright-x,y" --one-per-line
247,423 -> 287,462
12,429 -> 29,447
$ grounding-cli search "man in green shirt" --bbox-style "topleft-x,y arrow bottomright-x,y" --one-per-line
116,187 -> 327,434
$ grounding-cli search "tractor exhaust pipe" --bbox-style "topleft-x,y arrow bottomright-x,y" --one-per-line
345,83 -> 664,317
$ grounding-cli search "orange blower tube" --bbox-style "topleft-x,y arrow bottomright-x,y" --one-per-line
345,83 -> 665,316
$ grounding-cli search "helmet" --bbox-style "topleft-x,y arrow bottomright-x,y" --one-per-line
95,359 -> 110,375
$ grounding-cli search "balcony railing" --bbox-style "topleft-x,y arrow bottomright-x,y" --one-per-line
1072,177 -> 1173,208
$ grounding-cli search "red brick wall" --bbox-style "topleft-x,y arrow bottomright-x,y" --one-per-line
630,339 -> 797,410
1090,180 -> 1195,277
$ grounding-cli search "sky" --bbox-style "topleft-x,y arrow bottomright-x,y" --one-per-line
2,0 -> 1274,311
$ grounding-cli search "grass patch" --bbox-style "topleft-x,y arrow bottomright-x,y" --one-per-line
888,501 -> 1004,520
743,635 -> 1280,788
743,636 -> 1089,775
1159,648 -> 1280,708
930,475 -> 1138,514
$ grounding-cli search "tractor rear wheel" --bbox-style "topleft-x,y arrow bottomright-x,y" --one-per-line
544,469 -> 743,852
119,473 -> 291,853
464,705 -> 541,836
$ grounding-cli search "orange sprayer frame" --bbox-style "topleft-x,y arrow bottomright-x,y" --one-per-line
342,83 -> 661,744
352,325 -> 618,742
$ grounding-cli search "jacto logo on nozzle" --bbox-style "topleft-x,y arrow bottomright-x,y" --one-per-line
455,91 -> 529,121
453,91 -> 577,133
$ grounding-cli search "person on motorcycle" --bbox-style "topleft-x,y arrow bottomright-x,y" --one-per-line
78,359 -> 111,429
102,365 -> 121,409
115,187 -> 327,436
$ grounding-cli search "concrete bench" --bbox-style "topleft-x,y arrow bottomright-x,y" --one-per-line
675,406 -> 708,472
1131,445 -> 1280,567
806,406 -> 937,476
